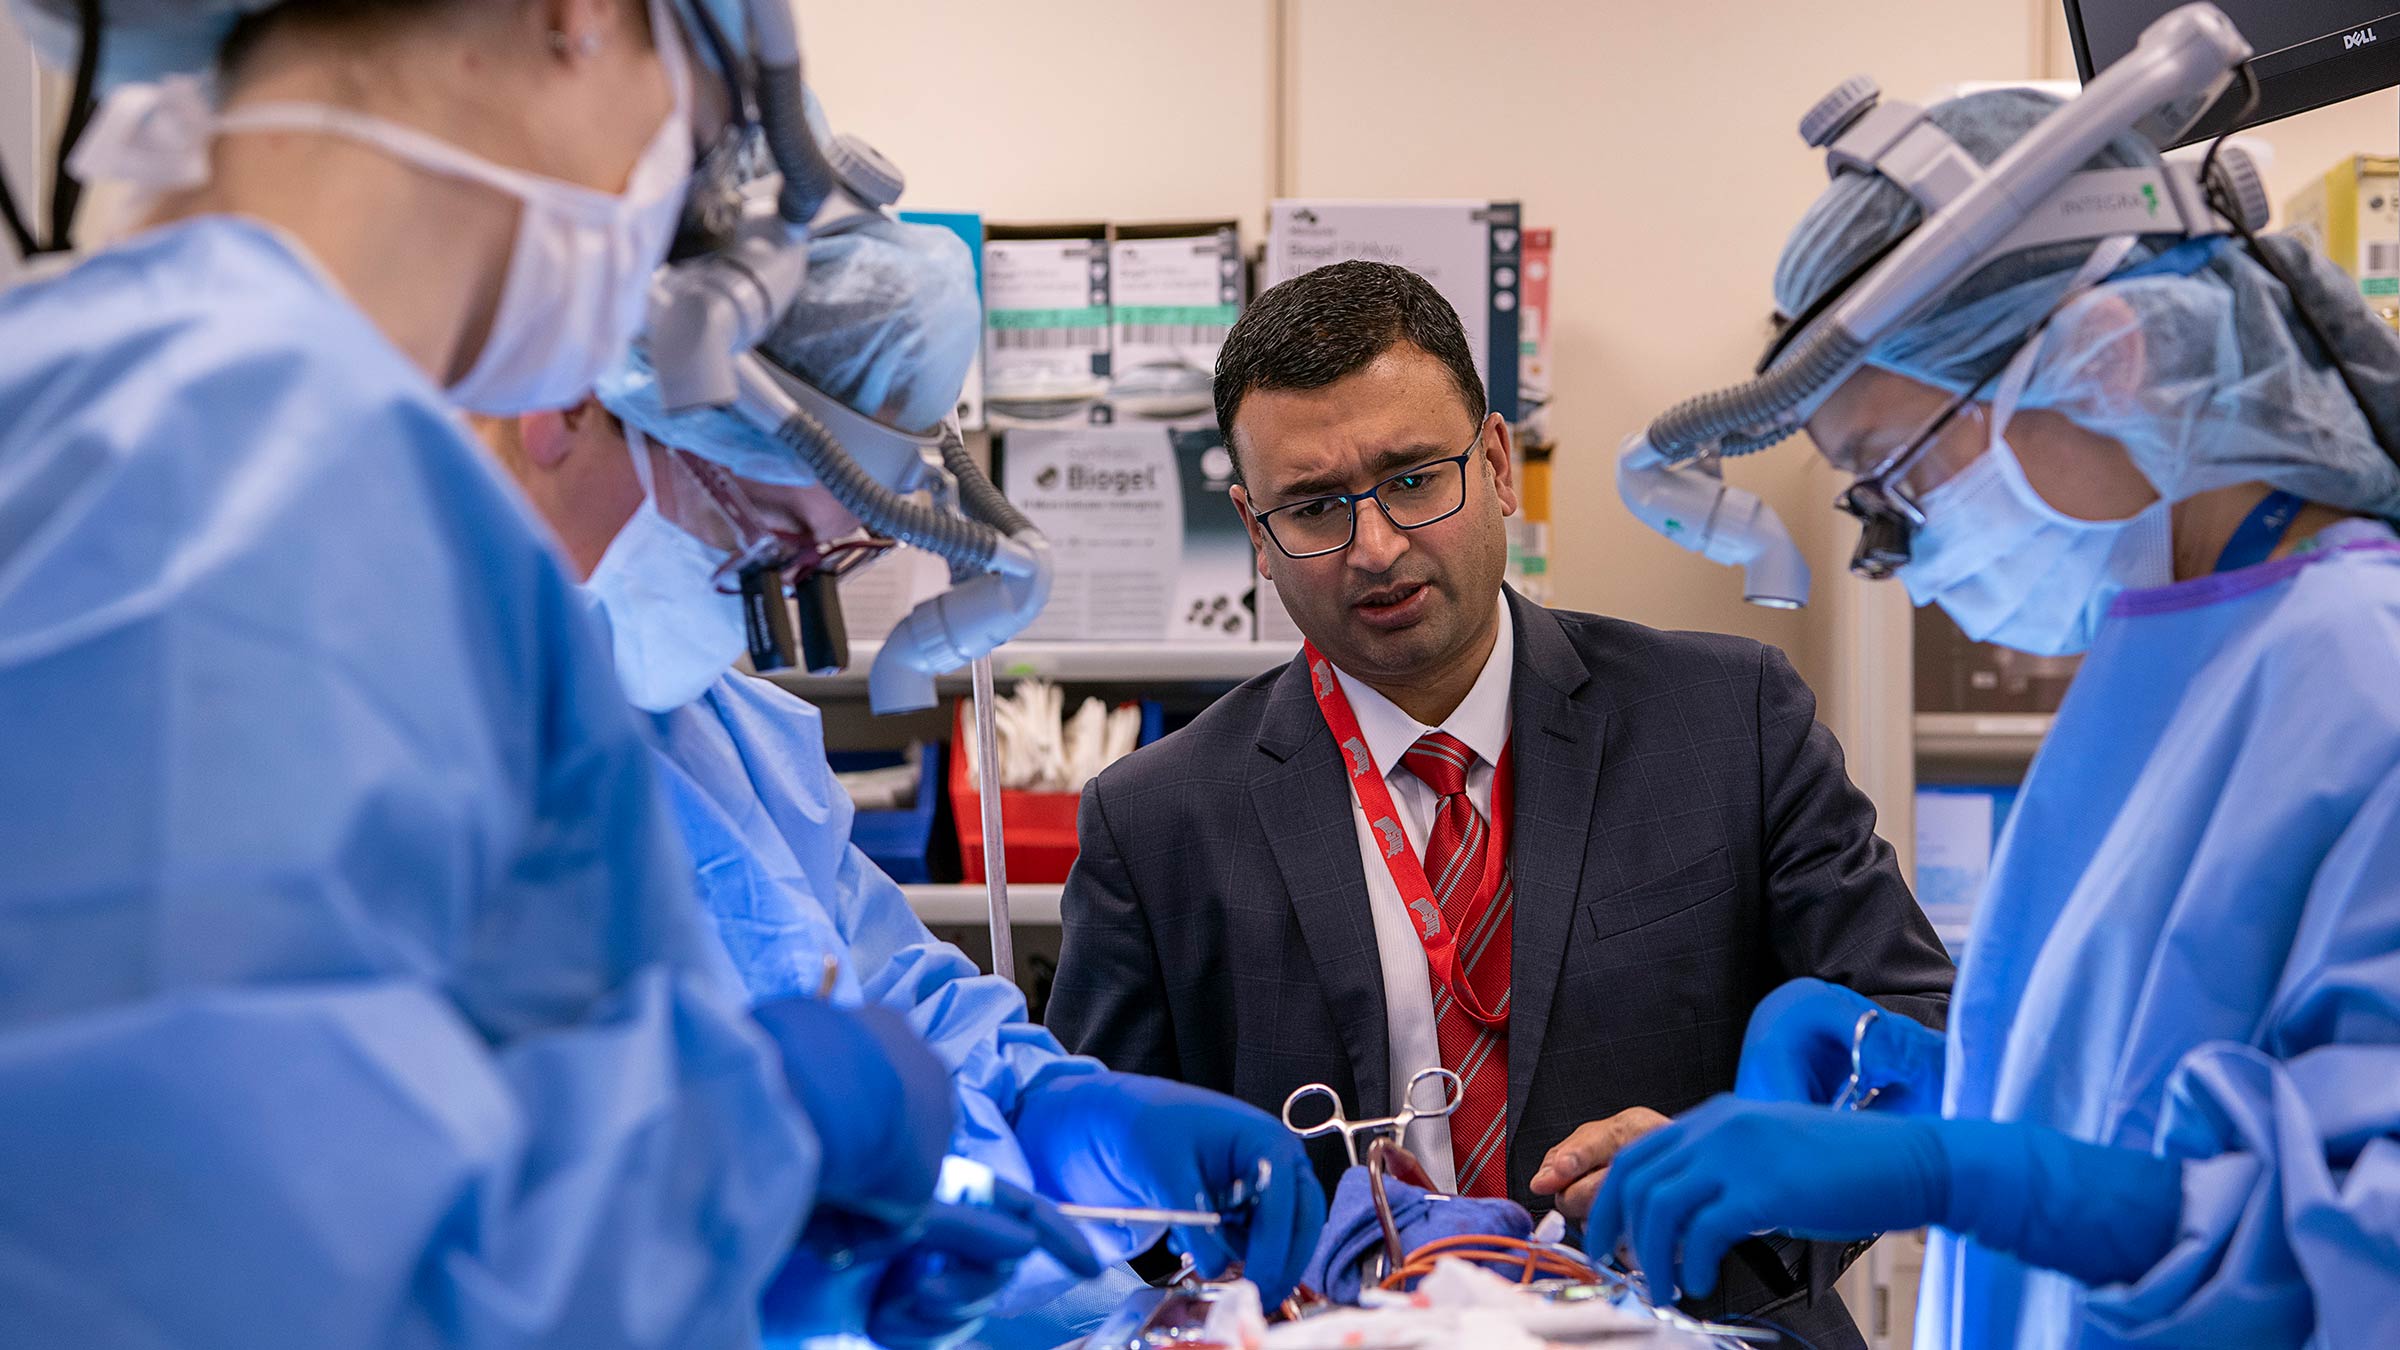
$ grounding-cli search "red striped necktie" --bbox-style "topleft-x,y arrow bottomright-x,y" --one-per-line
1399,729 -> 1513,1198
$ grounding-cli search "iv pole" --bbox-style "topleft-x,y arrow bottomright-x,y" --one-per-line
970,653 -> 1016,986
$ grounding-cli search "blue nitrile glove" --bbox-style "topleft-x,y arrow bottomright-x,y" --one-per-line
1304,1166 -> 1533,1303
1586,1096 -> 2184,1306
867,1171 -> 1105,1350
759,1246 -> 881,1344
1735,978 -> 1946,1115
1014,1071 -> 1327,1306
750,996 -> 957,1253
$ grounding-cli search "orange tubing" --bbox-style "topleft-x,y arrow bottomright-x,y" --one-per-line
1375,1234 -> 1598,1291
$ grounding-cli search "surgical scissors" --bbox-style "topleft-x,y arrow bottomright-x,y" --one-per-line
1280,1066 -> 1464,1166
1053,1158 -> 1274,1234
1282,1068 -> 1466,1283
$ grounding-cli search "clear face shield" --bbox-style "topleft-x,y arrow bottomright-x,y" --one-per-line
1615,3 -> 2269,605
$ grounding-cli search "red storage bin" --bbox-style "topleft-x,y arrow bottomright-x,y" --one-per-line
948,702 -> 1085,884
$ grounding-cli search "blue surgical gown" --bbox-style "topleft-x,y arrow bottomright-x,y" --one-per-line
647,672 -> 1148,1339
0,218 -> 820,1349
1921,518 -> 2400,1350
648,670 -> 1100,1180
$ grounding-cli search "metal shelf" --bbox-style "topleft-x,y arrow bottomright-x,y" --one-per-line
1913,712 -> 2053,771
904,883 -> 1063,926
771,639 -> 1299,699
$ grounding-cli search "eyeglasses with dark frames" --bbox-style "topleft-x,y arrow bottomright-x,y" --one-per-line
1250,430 -> 1486,560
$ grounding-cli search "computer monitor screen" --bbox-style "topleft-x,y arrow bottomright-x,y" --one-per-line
2067,2 -> 2400,142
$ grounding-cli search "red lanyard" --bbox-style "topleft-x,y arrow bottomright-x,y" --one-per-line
1303,643 -> 1512,1031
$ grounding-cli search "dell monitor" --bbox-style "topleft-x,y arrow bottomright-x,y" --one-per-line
2067,2 -> 2400,143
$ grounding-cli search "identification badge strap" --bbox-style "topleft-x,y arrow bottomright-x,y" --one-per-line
2214,489 -> 2305,574
1302,643 -> 1511,1031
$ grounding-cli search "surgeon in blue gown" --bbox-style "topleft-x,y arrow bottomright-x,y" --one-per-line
1588,90 -> 2400,1349
0,2 -> 989,1346
490,213 -> 1327,1342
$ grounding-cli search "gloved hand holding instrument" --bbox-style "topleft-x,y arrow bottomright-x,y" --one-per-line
1734,977 -> 1947,1114
1585,1095 -> 2184,1307
861,1158 -> 1102,1350
750,996 -> 956,1255
1014,1071 -> 1327,1306
762,1165 -> 1101,1350
750,999 -> 1100,1347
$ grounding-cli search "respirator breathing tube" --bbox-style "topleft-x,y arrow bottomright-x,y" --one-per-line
739,0 -> 838,227
1646,325 -> 1870,462
737,358 -> 1031,577
1639,5 -> 2248,468
1619,3 -> 2256,610
734,356 -> 1052,715
942,427 -> 1037,538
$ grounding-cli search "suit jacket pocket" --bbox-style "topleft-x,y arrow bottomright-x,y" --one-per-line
1579,845 -> 1736,945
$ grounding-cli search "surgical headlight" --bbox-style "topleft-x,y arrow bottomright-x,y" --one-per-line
1617,436 -> 1812,608
1653,6 -> 2254,466
1620,2 -> 2268,604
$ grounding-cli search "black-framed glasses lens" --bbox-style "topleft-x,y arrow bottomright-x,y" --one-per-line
1264,458 -> 1469,557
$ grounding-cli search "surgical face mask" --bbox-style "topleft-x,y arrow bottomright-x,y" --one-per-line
1898,335 -> 2172,657
1902,438 -> 2172,655
585,429 -> 749,712
70,0 -> 694,416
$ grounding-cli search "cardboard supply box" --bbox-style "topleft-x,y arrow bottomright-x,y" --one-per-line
1517,227 -> 1556,450
1265,198 -> 1524,421
1109,221 -> 1244,421
2283,155 -> 2400,330
834,545 -> 953,648
898,210 -> 987,430
1509,227 -> 1556,605
983,223 -> 1112,429
997,423 -> 1257,642
1914,605 -> 2079,714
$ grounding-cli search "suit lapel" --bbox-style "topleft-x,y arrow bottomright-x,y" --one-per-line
1502,589 -> 1612,1132
1251,655 -> 1390,1119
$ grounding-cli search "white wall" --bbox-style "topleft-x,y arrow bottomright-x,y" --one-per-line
788,1 -> 2392,841
14,0 -> 2392,803
19,0 -> 2370,695
795,0 -> 1276,237
1282,0 -> 2047,695
798,0 -> 2053,699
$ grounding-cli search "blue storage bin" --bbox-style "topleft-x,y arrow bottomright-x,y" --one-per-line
833,741 -> 944,884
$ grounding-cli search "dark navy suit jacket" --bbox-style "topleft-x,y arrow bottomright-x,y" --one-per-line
1048,589 -> 1954,1345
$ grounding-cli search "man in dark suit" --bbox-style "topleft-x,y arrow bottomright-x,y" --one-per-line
1045,261 -> 1953,1346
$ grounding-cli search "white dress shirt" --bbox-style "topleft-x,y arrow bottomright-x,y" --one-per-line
1330,595 -> 1514,1193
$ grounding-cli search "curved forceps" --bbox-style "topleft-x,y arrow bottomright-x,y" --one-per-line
1279,1067 -> 1464,1167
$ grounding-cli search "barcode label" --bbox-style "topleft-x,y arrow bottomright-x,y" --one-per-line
992,326 -> 1108,351
2368,241 -> 2400,275
1117,323 -> 1230,347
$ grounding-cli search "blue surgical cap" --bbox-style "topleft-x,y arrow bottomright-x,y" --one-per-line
598,216 -> 983,485
9,0 -> 750,87
1776,87 -> 2400,519
8,0 -> 274,85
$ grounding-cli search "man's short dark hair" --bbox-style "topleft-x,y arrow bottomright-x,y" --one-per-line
1213,260 -> 1487,485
